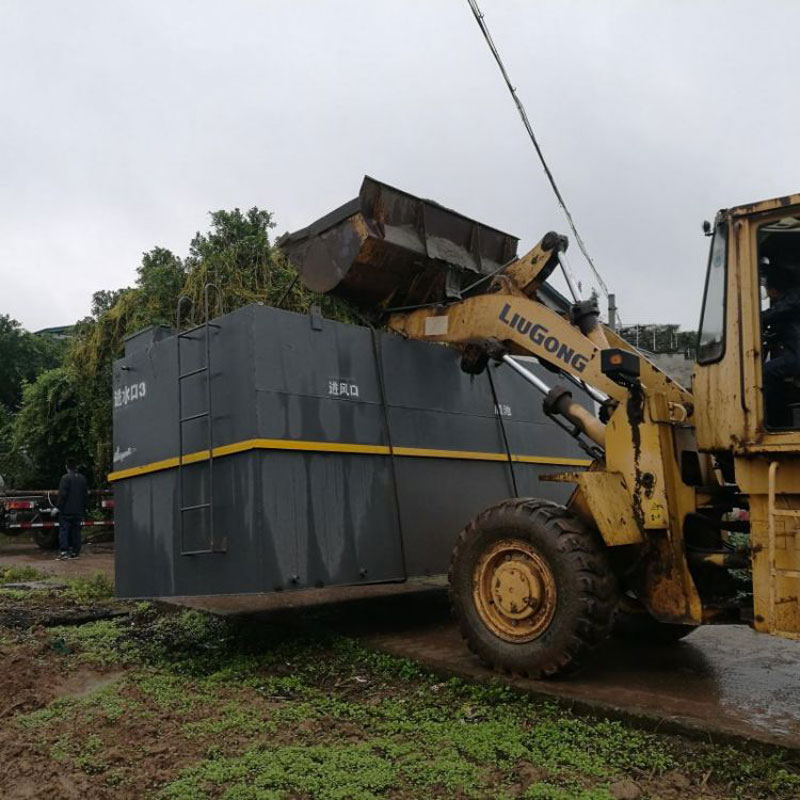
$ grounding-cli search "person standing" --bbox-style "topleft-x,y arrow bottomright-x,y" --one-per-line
56,457 -> 88,559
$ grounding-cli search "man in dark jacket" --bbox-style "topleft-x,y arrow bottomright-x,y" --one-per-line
56,457 -> 88,559
763,264 -> 800,428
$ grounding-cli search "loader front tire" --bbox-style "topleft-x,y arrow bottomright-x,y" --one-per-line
449,498 -> 617,679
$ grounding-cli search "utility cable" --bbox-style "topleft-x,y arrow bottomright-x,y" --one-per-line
465,0 -> 612,303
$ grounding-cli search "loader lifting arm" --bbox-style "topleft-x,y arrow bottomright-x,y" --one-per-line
385,228 -> 706,630
282,177 -> 798,678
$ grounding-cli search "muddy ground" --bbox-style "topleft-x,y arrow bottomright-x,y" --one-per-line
2,536 -> 800,800
6,534 -> 800,750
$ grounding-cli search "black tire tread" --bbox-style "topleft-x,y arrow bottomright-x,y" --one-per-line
448,498 -> 617,679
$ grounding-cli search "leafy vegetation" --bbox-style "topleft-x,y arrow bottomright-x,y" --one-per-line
0,313 -> 64,411
0,204 -> 357,488
4,605 -> 792,800
62,571 -> 115,603
0,564 -> 47,584
0,315 -> 65,484
5,366 -> 93,485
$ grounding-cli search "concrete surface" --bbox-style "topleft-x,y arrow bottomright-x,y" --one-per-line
187,586 -> 800,751
362,592 -> 800,751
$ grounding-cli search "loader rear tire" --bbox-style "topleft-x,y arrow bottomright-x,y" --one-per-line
449,498 -> 617,679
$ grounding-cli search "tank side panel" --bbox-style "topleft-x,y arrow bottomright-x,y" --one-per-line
115,471 -> 177,597
113,323 -> 179,597
393,461 -> 572,577
114,305 -> 592,598
115,307 -> 264,596
257,450 -> 403,588
379,335 -> 588,577
252,308 -> 404,585
112,338 -> 179,473
116,453 -> 272,597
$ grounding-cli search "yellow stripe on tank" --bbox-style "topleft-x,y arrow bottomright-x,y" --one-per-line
108,437 -> 591,482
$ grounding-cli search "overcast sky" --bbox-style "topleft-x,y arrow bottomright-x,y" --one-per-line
1,1 -> 797,332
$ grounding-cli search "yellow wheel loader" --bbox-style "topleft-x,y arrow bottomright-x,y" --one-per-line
285,179 -> 800,678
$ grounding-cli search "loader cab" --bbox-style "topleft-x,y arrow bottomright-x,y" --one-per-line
757,218 -> 800,431
693,193 -> 800,453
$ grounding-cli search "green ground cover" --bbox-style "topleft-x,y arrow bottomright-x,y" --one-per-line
3,598 -> 798,800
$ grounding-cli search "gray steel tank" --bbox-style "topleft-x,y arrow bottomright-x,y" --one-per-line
112,305 -> 591,598
113,178 -> 591,599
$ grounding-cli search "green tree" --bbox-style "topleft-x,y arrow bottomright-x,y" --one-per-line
91,288 -> 128,318
136,247 -> 186,326
67,207 -> 352,484
0,403 -> 14,484
0,314 -> 63,410
180,207 -> 327,320
6,367 -> 91,487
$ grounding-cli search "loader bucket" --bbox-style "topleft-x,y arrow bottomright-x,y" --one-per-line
278,176 -> 519,310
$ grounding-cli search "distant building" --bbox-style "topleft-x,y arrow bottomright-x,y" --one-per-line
616,324 -> 696,387
617,323 -> 696,357
34,325 -> 74,340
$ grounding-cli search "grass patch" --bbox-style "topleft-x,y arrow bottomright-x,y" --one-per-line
0,564 -> 47,584
48,618 -> 135,666
62,572 -> 114,603
0,565 -> 114,609
6,603 -> 800,800
0,587 -> 34,600
159,743 -> 400,800
183,703 -> 275,738
523,785 -> 614,800
17,677 -> 131,731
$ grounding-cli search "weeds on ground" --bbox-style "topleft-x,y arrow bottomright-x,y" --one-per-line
13,606 -> 797,800
0,587 -> 33,600
62,572 -> 114,603
0,564 -> 47,584
0,563 -> 114,609
522,785 -> 614,800
48,617 -> 136,666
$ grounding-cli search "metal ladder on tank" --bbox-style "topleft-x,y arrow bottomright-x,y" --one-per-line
176,284 -> 225,555
767,461 -> 800,638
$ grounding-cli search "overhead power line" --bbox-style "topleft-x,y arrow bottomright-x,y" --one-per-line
465,0 -> 612,302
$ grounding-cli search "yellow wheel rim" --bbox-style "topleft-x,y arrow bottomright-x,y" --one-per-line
473,539 -> 557,642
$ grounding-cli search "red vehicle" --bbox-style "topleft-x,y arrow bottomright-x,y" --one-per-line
0,489 -> 114,550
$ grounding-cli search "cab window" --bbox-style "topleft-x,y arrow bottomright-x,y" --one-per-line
757,216 -> 800,430
697,223 -> 727,364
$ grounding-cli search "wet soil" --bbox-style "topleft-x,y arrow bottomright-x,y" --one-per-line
364,596 -> 800,750
0,616 -> 789,800
0,647 -> 217,800
0,631 -> 123,720
184,586 -> 800,751
3,535 -> 800,751
0,602 -> 123,629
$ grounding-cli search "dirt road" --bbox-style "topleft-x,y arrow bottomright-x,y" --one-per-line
0,534 -> 114,579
